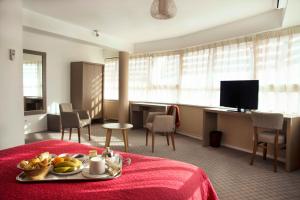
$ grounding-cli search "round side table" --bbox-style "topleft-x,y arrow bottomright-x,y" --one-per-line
102,123 -> 133,152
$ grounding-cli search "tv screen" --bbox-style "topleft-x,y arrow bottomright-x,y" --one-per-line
220,80 -> 259,111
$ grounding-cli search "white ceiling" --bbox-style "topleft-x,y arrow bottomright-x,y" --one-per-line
23,0 -> 276,43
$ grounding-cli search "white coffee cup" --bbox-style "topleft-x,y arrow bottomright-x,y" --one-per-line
89,156 -> 105,175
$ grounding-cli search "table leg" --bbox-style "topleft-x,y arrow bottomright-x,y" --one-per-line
122,130 -> 128,152
105,129 -> 112,148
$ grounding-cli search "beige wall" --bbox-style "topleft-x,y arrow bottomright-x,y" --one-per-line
103,100 -> 204,139
218,114 -> 253,150
104,100 -> 119,120
176,105 -> 203,139
23,30 -> 104,134
103,100 -> 286,159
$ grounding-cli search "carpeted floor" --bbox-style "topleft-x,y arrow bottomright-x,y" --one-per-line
25,124 -> 300,200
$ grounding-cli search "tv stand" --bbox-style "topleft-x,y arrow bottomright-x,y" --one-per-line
203,107 -> 300,172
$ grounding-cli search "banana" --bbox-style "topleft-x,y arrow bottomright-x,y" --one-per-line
66,167 -> 75,172
54,167 -> 72,173
54,161 -> 81,168
73,159 -> 82,166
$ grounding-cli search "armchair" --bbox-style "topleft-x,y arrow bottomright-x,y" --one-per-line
59,103 -> 91,143
144,106 -> 179,153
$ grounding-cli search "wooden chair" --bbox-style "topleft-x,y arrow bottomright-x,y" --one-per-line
59,103 -> 91,143
250,111 -> 284,172
144,106 -> 178,153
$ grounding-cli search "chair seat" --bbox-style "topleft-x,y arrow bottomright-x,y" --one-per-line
258,131 -> 284,144
80,119 -> 91,127
144,122 -> 153,130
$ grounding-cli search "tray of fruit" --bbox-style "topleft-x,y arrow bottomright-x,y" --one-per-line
16,151 -> 128,182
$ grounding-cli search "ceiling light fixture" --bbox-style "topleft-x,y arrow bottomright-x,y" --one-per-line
93,30 -> 100,37
151,0 -> 177,20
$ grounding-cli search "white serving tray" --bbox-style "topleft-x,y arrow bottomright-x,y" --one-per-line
16,154 -> 125,183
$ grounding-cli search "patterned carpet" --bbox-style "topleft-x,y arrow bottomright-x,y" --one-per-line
25,124 -> 300,200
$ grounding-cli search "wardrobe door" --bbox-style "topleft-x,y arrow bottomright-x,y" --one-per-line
71,62 -> 83,109
82,63 -> 103,120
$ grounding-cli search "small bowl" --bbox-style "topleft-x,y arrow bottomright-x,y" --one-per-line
22,165 -> 50,180
17,158 -> 52,180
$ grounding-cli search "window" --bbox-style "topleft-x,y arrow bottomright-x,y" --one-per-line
180,41 -> 253,106
104,58 -> 119,100
256,33 -> 300,114
103,26 -> 300,114
128,56 -> 151,101
129,54 -> 180,103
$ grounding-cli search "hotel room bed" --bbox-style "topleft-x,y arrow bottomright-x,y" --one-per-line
0,140 -> 218,200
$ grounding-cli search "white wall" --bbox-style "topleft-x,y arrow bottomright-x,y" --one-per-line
23,30 -> 104,133
282,0 -> 300,27
23,9 -> 133,52
0,0 -> 24,149
134,9 -> 284,53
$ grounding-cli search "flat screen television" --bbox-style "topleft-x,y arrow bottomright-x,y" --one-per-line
220,80 -> 259,112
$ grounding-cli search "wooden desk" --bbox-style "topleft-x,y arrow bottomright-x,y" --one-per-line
130,102 -> 169,128
203,108 -> 300,172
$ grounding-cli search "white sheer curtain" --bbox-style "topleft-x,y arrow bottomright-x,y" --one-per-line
23,61 -> 43,97
129,53 -> 180,103
104,26 -> 300,114
128,55 -> 151,101
255,28 -> 300,114
104,58 -> 119,100
180,39 -> 254,106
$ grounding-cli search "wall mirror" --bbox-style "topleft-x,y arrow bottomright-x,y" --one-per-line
23,49 -> 46,115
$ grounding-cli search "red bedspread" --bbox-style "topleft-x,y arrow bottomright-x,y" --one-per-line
0,140 -> 218,200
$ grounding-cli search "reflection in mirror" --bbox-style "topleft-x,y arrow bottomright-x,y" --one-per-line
23,50 -> 46,115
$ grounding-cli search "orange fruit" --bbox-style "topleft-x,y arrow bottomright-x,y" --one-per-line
53,157 -> 64,165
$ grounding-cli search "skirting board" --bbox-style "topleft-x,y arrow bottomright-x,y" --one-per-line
176,131 -> 202,140
222,143 -> 286,163
176,131 -> 285,163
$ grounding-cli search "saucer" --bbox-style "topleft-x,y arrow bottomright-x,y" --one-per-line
81,167 -> 111,179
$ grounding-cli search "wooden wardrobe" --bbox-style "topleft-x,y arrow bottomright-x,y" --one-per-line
71,62 -> 104,122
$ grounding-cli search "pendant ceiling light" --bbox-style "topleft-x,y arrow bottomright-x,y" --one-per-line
151,0 -> 177,20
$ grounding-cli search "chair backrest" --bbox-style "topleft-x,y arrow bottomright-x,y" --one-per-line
167,105 -> 179,126
59,103 -> 73,113
168,106 -> 177,117
251,111 -> 284,130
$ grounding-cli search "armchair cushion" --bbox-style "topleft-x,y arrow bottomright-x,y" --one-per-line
144,122 -> 153,130
258,131 -> 285,144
